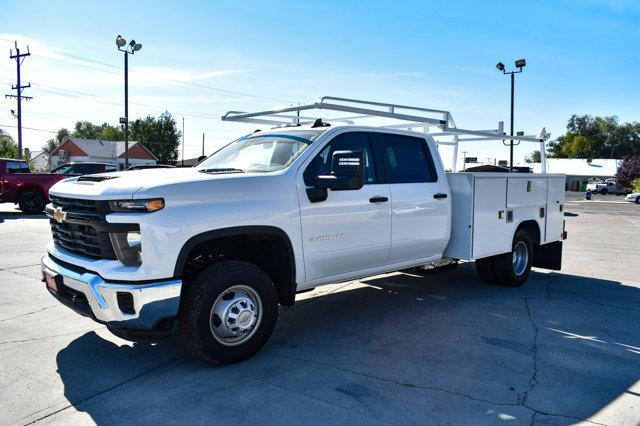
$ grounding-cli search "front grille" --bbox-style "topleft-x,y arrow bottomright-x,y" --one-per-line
49,196 -> 117,259
50,220 -> 117,259
50,195 -> 110,213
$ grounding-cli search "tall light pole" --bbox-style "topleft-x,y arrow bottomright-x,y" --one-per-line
115,35 -> 142,170
496,59 -> 526,173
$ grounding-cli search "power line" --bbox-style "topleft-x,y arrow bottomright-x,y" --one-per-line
0,37 -> 297,105
0,123 -> 56,133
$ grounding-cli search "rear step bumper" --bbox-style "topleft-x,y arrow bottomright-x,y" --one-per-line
41,254 -> 182,330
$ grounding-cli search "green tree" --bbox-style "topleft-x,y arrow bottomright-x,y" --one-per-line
71,121 -> 123,140
548,114 -> 640,158
0,130 -> 18,158
130,112 -> 181,164
42,128 -> 70,154
525,150 -> 541,163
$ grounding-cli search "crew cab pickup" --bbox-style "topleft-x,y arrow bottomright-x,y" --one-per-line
0,158 -> 67,213
41,121 -> 566,364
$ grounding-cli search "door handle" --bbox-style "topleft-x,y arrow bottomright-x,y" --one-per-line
369,196 -> 389,203
433,193 -> 448,199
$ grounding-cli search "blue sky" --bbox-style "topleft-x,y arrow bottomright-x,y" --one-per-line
1,0 -> 638,166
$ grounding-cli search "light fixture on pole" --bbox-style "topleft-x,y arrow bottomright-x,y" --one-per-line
496,58 -> 526,172
115,35 -> 142,170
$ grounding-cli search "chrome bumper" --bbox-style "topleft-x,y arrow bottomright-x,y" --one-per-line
41,254 -> 182,330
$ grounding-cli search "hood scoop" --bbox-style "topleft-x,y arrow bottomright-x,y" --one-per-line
76,175 -> 120,183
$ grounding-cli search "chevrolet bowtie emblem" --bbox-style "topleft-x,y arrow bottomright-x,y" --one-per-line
53,207 -> 67,224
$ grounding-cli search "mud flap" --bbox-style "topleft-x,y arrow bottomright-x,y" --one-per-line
533,241 -> 562,271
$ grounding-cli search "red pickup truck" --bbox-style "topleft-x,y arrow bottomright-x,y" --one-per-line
0,159 -> 67,214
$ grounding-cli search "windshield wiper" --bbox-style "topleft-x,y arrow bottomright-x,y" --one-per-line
199,168 -> 245,174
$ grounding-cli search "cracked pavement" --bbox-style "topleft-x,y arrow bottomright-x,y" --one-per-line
1,200 -> 640,425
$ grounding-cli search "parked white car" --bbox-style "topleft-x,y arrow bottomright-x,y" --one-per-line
625,193 -> 640,204
40,97 -> 567,364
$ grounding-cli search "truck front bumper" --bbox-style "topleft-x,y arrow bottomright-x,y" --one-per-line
41,254 -> 182,331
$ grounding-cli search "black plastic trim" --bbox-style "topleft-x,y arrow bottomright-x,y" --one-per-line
173,226 -> 297,303
45,207 -> 138,233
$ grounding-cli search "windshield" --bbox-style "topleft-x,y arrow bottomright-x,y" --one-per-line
51,165 -> 74,174
196,130 -> 324,173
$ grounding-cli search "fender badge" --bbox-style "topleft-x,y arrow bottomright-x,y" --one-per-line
53,207 -> 67,224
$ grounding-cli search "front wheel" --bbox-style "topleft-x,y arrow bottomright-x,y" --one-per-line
18,191 -> 45,214
178,260 -> 278,365
600,188 -> 608,195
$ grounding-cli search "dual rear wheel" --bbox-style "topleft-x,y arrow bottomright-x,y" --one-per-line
475,229 -> 533,287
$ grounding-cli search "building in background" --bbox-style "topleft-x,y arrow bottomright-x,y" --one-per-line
48,138 -> 157,170
531,158 -> 621,191
30,150 -> 49,171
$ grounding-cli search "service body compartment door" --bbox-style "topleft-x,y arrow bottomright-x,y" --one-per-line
472,178 -> 510,258
507,177 -> 547,208
507,177 -> 548,244
545,177 -> 565,243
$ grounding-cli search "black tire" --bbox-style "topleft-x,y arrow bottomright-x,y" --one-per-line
492,229 -> 533,287
18,191 -> 45,214
475,257 -> 496,283
636,196 -> 640,205
600,188 -> 608,195
178,260 -> 278,365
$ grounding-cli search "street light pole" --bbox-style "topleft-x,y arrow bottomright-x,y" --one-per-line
510,71 -> 514,173
124,51 -> 129,169
115,35 -> 142,170
496,59 -> 526,173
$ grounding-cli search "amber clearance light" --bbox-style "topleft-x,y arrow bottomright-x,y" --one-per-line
110,198 -> 165,212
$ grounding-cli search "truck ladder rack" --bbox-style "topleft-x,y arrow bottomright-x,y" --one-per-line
221,96 -> 551,172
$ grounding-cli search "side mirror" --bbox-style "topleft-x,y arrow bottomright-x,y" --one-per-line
314,150 -> 364,191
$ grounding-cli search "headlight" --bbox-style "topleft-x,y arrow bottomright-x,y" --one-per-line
110,198 -> 164,212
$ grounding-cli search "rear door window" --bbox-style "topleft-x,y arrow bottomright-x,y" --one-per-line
377,133 -> 437,183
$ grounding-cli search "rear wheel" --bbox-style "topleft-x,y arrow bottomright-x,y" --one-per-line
179,260 -> 278,365
493,229 -> 533,287
475,257 -> 496,283
18,191 -> 45,214
600,188 -> 608,195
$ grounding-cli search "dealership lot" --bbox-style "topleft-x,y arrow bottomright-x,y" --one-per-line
1,200 -> 639,425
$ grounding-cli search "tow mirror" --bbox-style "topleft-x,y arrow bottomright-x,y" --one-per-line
314,150 -> 364,191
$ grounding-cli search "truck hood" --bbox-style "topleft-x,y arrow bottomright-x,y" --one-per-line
49,168 -> 250,200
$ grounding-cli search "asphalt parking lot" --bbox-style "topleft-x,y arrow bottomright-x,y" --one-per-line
1,198 -> 639,425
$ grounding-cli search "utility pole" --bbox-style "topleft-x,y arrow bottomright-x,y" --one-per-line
181,117 -> 185,166
461,150 -> 468,169
5,41 -> 32,159
202,133 -> 205,157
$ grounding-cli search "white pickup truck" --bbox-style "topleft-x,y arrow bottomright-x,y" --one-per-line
41,97 -> 566,364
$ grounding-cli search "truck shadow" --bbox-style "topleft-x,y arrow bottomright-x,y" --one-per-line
0,211 -> 46,223
54,264 -> 640,424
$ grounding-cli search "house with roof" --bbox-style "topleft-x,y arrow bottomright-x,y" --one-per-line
531,158 -> 621,191
48,138 -> 157,170
29,150 -> 49,171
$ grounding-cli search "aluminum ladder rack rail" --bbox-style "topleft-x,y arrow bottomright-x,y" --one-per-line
221,96 -> 551,172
